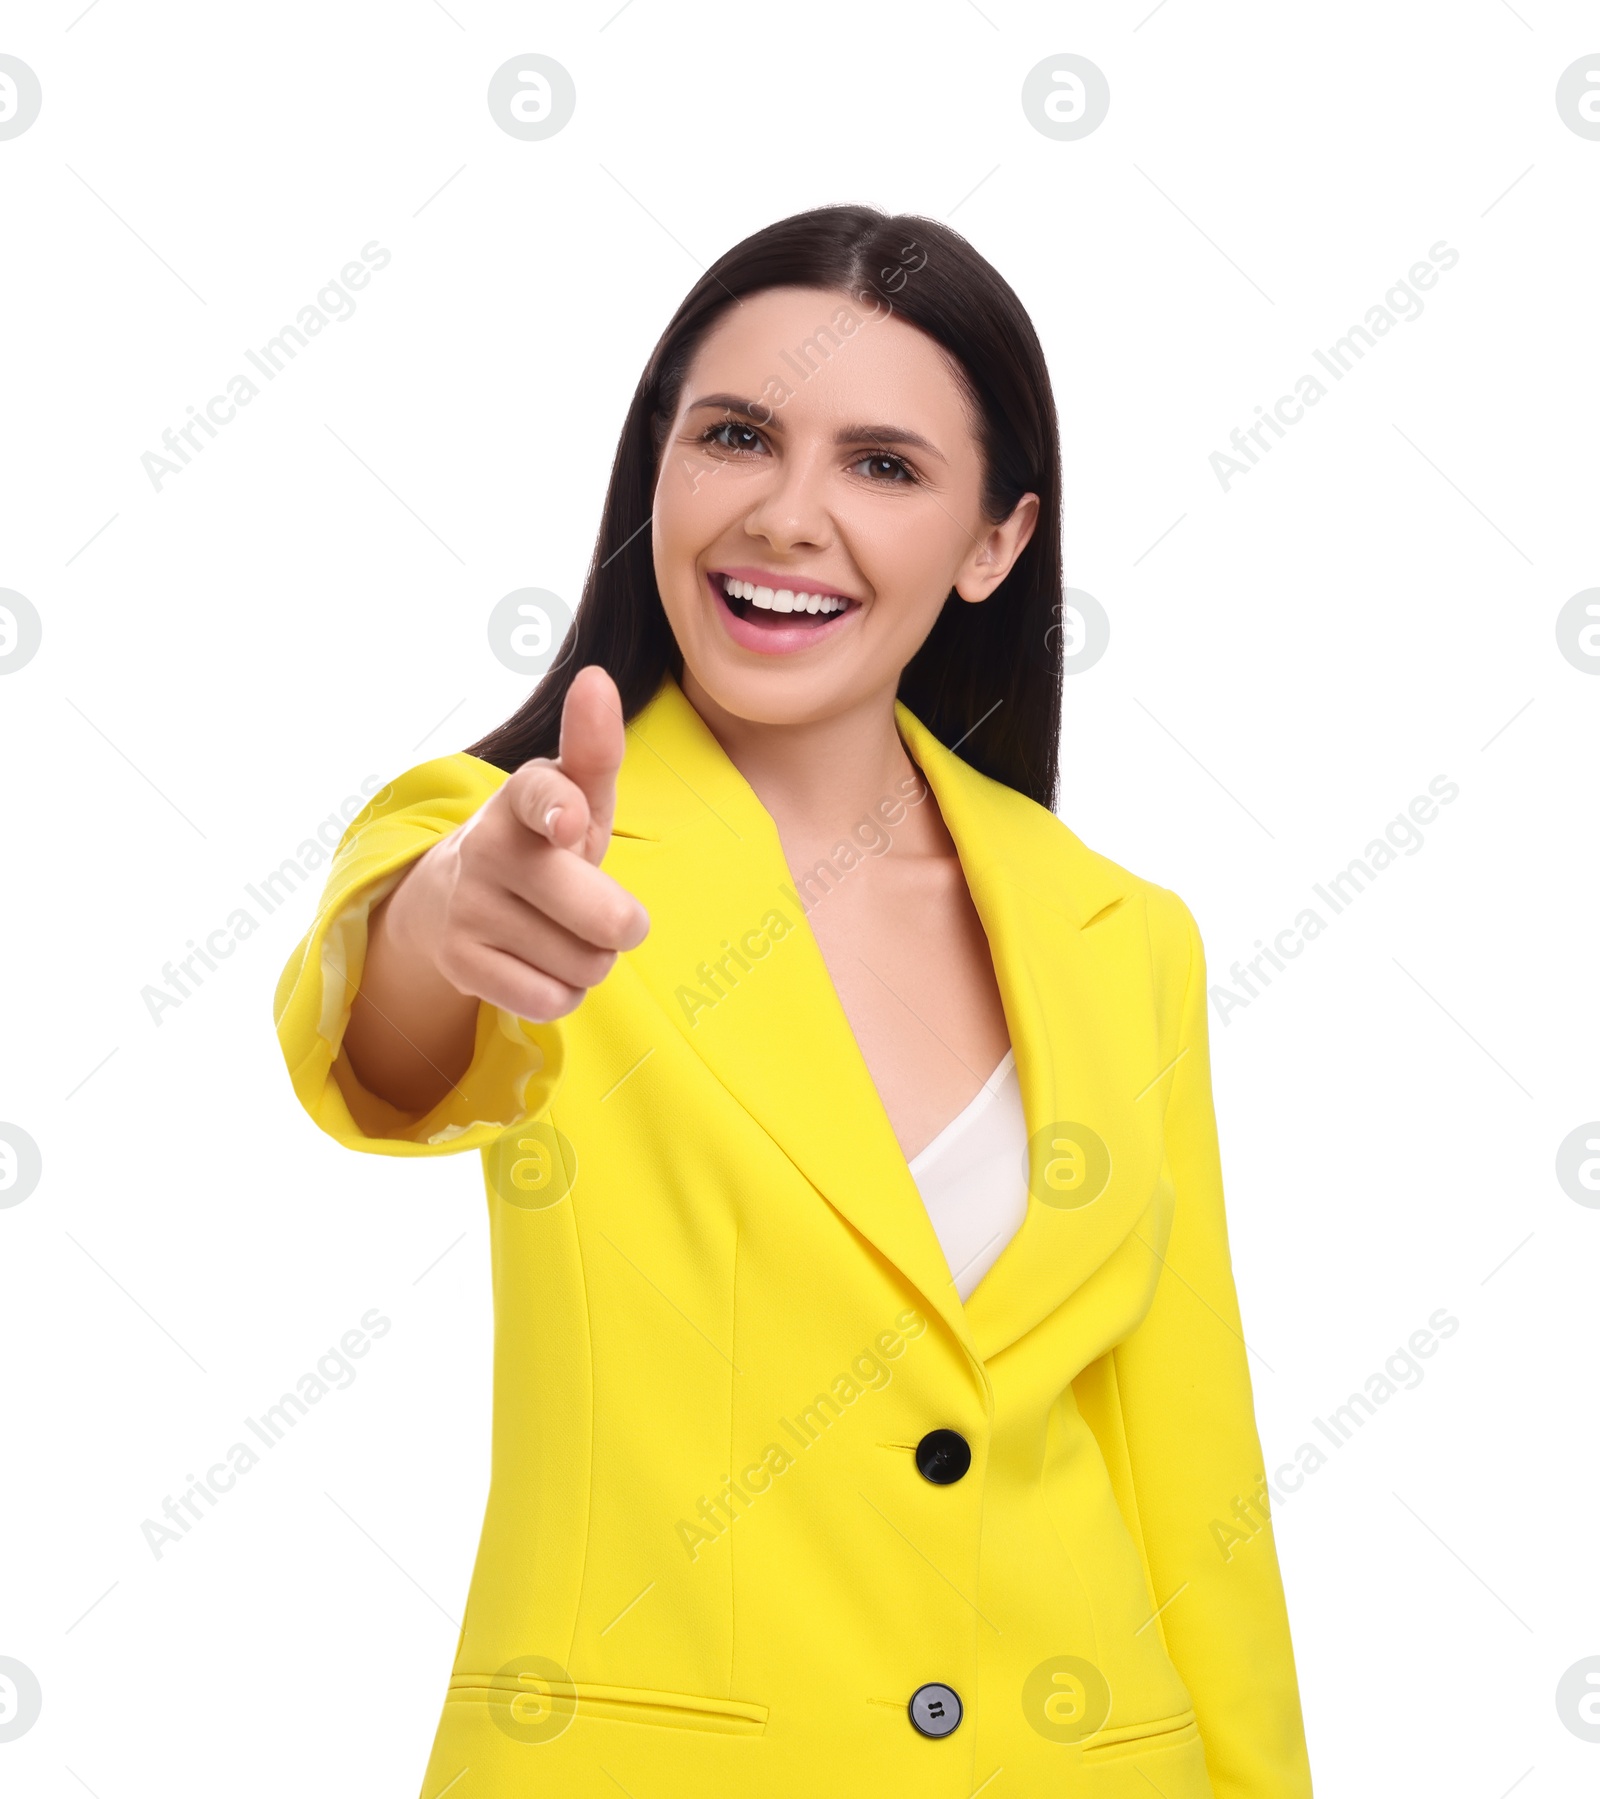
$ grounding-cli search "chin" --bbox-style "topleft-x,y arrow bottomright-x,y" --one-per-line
673,637 -> 861,728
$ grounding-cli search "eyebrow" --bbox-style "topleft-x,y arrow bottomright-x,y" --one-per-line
685,393 -> 948,464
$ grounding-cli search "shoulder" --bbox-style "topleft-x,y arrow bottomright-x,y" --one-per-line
358,752 -> 509,827
324,753 -> 510,878
978,773 -> 1203,1004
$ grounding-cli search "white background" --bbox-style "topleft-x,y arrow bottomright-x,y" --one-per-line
2,2 -> 1597,1794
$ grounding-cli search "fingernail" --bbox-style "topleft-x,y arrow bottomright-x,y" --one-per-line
544,806 -> 562,836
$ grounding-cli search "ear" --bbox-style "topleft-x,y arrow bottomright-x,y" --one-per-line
953,492 -> 1041,605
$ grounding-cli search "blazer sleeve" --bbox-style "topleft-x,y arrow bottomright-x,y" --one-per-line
271,753 -> 564,1157
1111,888 -> 1314,1798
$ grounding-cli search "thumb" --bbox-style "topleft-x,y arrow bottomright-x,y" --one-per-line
553,664 -> 626,865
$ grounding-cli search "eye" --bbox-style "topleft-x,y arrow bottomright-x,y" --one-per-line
849,450 -> 917,484
698,420 -> 768,455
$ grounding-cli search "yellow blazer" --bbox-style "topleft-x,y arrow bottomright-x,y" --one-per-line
273,670 -> 1313,1798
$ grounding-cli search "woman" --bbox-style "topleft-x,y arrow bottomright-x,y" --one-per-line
273,204 -> 1314,1797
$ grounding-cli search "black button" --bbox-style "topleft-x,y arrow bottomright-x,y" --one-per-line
908,1682 -> 963,1737
915,1428 -> 971,1484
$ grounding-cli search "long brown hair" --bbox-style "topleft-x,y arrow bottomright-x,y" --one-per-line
465,204 -> 1065,808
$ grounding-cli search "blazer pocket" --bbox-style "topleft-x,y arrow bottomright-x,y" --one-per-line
1079,1707 -> 1199,1762
446,1672 -> 768,1736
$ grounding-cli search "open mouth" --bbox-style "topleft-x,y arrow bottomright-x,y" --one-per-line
709,570 -> 860,629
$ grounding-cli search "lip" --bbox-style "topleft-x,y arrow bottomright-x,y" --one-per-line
705,569 -> 861,657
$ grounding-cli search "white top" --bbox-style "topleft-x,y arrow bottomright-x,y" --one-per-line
906,1048 -> 1029,1303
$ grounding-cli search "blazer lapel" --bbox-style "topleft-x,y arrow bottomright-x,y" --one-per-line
605,674 -> 1176,1373
889,703 -> 1176,1362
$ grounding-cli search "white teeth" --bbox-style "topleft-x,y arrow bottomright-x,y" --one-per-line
721,575 -> 849,616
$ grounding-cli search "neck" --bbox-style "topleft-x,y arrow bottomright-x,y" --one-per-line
677,667 -> 930,857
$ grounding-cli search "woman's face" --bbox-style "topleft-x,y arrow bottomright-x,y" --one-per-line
650,284 -> 1039,729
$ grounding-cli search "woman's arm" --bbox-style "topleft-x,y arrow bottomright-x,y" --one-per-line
274,666 -> 649,1156
1110,890 -> 1315,1798
339,858 -> 481,1116
272,762 -> 560,1156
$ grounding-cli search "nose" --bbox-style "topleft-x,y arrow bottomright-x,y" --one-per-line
740,442 -> 833,553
